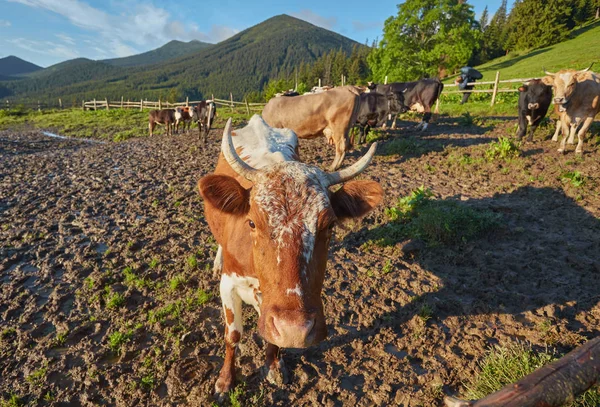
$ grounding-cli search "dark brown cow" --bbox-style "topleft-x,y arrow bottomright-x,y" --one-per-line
191,100 -> 216,144
262,86 -> 362,170
198,115 -> 383,397
148,109 -> 175,137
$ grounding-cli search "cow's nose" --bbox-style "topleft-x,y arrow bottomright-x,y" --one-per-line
554,97 -> 565,104
528,103 -> 539,110
271,316 -> 316,348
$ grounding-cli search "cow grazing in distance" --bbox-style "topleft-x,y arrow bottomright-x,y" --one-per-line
198,115 -> 383,397
354,91 -> 408,144
516,79 -> 553,141
368,78 -> 444,130
262,86 -> 362,170
542,64 -> 600,154
192,100 -> 216,144
148,109 -> 176,137
174,106 -> 193,134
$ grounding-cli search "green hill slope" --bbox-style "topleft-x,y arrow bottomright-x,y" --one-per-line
0,14 -> 363,102
0,56 -> 42,76
475,21 -> 600,80
102,40 -> 212,67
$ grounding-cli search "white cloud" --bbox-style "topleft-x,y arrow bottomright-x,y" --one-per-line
0,20 -> 12,27
7,0 -> 238,59
7,37 -> 79,59
291,9 -> 337,30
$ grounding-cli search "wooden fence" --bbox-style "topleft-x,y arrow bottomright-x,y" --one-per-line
81,94 -> 266,114
4,70 -> 538,113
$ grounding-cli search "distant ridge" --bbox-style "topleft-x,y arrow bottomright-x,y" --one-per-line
0,56 -> 42,76
102,40 -> 213,67
0,14 -> 365,101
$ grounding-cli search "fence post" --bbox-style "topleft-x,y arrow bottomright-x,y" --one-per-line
59,98 -> 62,109
82,100 -> 85,111
93,98 -> 97,110
230,92 -> 234,112
105,97 -> 109,111
186,97 -> 189,107
490,71 -> 501,107
140,99 -> 143,111
6,100 -> 10,110
384,76 -> 388,85
212,93 -> 215,102
318,78 -> 322,87
121,96 -> 124,109
158,98 -> 162,110
37,100 -> 41,112
245,98 -> 250,115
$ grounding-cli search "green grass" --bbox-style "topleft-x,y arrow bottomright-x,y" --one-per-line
0,108 -> 149,142
561,170 -> 586,188
465,342 -> 600,406
108,330 -> 133,353
474,21 -> 600,81
0,394 -> 22,407
25,365 -> 47,386
104,288 -> 126,309
486,137 -> 521,161
366,187 -> 501,248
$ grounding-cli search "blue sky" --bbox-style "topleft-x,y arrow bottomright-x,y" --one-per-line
0,0 -> 513,67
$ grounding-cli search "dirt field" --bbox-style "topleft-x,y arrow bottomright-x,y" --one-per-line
1,116 -> 599,406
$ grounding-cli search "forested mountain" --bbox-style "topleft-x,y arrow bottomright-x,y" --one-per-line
0,15 -> 364,103
0,56 -> 42,77
102,40 -> 212,67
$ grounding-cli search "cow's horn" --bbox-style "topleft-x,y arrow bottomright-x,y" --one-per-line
325,143 -> 377,186
221,118 -> 258,181
543,67 -> 556,76
578,62 -> 594,73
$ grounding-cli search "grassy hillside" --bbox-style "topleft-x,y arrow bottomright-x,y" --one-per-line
476,21 -> 600,81
0,56 -> 42,76
102,40 -> 212,67
1,15 -> 363,102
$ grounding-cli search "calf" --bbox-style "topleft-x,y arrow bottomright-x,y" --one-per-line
516,79 -> 553,141
262,86 -> 362,170
368,78 -> 444,130
354,91 -> 408,144
542,65 -> 600,153
198,115 -> 383,397
174,106 -> 193,134
191,100 -> 216,144
148,109 -> 175,137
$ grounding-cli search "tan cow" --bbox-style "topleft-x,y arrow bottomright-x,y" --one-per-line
542,65 -> 600,154
198,115 -> 383,397
262,85 -> 362,170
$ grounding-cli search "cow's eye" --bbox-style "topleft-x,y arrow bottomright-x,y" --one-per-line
248,220 -> 256,229
328,222 -> 335,232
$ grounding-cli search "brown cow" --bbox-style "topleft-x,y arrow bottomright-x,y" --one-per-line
148,109 -> 175,137
198,115 -> 383,397
542,65 -> 600,154
262,85 -> 362,170
191,100 -> 216,144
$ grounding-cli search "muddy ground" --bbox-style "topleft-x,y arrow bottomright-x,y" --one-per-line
1,116 -> 599,406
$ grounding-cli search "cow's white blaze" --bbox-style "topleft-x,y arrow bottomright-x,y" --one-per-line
286,283 -> 303,297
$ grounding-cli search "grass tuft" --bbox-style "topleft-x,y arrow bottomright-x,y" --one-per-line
486,137 -> 521,161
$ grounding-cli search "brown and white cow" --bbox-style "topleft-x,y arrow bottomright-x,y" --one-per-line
148,109 -> 176,137
198,115 -> 383,397
262,86 -> 362,170
174,106 -> 193,134
542,65 -> 600,154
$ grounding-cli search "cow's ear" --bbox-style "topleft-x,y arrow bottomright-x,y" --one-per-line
518,86 -> 527,92
331,180 -> 383,221
198,175 -> 250,215
541,76 -> 554,86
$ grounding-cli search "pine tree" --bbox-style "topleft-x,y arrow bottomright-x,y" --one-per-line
480,6 -> 489,30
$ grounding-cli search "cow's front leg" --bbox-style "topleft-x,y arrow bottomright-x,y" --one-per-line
551,119 -> 562,141
215,274 -> 243,397
265,343 -> 289,386
558,119 -> 570,153
575,117 -> 594,154
330,135 -> 346,171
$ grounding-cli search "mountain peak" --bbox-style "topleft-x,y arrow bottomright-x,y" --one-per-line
0,55 -> 43,76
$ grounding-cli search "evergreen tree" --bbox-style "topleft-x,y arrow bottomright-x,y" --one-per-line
368,0 -> 481,82
480,6 -> 489,30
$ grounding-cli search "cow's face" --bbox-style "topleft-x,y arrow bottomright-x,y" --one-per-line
542,69 -> 588,110
199,120 -> 383,349
519,79 -> 551,111
389,90 -> 408,113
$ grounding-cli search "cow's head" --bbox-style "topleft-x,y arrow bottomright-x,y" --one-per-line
199,119 -> 383,348
542,64 -> 594,110
389,89 -> 409,114
519,79 -> 551,111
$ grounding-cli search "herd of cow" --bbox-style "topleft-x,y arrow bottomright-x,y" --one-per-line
148,100 -> 216,143
158,66 -> 600,398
